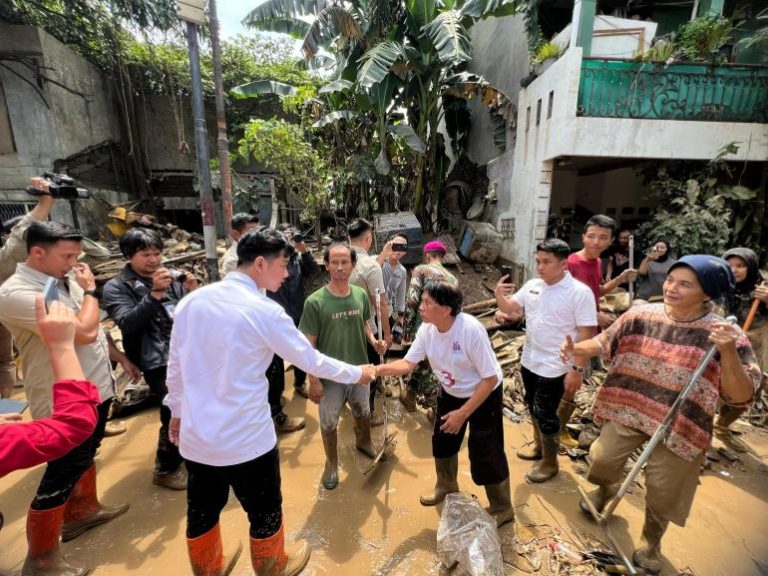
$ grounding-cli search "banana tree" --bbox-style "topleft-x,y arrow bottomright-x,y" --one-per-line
242,0 -> 524,222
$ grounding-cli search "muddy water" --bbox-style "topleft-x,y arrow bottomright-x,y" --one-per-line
2,379 -> 767,575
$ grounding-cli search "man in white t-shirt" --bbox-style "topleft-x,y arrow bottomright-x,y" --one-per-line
495,238 -> 597,483
376,282 -> 514,529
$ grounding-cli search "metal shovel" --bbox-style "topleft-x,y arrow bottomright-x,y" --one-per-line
363,289 -> 398,476
578,316 -> 737,575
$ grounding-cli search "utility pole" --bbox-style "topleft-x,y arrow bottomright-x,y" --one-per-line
208,0 -> 234,247
178,0 -> 219,281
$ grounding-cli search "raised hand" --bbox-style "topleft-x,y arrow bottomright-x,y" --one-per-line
73,263 -> 96,292
35,296 -> 76,351
494,275 -> 516,300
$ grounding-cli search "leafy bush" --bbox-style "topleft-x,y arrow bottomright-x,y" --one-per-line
236,119 -> 333,222
636,144 -> 763,258
678,16 -> 733,62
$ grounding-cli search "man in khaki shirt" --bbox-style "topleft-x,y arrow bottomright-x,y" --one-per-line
348,218 -> 391,425
0,210 -> 128,574
0,187 -> 55,398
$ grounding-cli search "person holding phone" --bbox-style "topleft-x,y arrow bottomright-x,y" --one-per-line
0,220 -> 129,571
637,240 -> 675,301
379,234 -> 409,343
102,228 -> 197,490
263,223 -> 319,430
0,296 -> 101,573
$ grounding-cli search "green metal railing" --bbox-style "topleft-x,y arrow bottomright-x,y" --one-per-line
577,58 -> 768,122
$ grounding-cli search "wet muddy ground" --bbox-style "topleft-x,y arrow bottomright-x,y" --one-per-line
2,375 -> 767,576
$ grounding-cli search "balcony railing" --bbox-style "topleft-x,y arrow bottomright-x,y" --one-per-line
577,58 -> 768,123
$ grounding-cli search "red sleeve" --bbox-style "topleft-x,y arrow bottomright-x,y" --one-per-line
0,380 -> 100,478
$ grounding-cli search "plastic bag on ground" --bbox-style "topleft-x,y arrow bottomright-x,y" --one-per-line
436,492 -> 504,576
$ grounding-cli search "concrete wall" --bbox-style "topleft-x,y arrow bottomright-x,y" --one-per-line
0,26 -> 120,195
465,15 -> 530,232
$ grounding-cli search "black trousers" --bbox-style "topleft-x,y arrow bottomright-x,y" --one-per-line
32,399 -> 111,510
266,355 -> 285,419
186,448 -> 283,539
432,385 -> 509,486
520,366 -> 565,436
366,342 -> 382,410
144,366 -> 184,475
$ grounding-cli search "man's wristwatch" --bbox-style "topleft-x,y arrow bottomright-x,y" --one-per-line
83,289 -> 98,299
571,365 -> 585,374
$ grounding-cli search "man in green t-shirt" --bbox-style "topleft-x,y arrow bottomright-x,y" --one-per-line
299,243 -> 385,490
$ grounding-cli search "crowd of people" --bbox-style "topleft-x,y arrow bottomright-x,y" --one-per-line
0,179 -> 765,576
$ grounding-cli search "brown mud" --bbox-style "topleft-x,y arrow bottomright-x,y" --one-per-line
2,374 -> 767,575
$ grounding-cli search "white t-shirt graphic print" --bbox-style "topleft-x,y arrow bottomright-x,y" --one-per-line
405,313 -> 502,398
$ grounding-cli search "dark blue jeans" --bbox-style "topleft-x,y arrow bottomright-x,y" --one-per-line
520,366 -> 566,436
186,448 -> 282,539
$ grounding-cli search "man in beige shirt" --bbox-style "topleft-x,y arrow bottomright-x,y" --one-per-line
221,213 -> 260,277
0,186 -> 55,398
0,214 -> 128,574
348,218 -> 391,425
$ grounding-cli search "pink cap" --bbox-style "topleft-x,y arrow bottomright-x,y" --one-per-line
423,240 -> 447,254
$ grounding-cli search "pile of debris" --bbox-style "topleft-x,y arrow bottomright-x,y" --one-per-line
82,224 -> 221,285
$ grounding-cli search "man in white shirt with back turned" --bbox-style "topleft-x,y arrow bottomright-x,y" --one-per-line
495,238 -> 597,484
166,228 -> 376,576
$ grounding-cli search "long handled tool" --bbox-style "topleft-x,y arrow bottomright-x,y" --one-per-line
628,235 -> 635,302
363,289 -> 397,476
578,316 -> 737,574
742,283 -> 766,331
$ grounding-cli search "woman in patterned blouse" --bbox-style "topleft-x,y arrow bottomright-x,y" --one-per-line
561,254 -> 761,573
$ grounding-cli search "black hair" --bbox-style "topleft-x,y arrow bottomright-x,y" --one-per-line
583,214 -> 617,235
2,215 -> 24,235
236,227 -> 295,266
424,281 -> 463,316
348,218 -> 373,240
535,238 -> 571,260
276,222 -> 293,232
119,228 -> 164,259
323,242 -> 357,264
387,233 -> 408,244
25,221 -> 83,252
231,213 -> 260,233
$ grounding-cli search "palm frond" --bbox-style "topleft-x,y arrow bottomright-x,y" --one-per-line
302,5 -> 366,59
242,0 -> 332,26
422,11 -> 471,66
244,17 -> 311,39
356,41 -> 406,88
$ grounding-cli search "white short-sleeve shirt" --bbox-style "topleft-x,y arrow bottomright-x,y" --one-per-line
405,313 -> 502,398
510,272 -> 597,378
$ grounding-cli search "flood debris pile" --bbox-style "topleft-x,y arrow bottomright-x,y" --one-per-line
83,224 -> 215,285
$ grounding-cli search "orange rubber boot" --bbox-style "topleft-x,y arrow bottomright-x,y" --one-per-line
187,523 -> 242,576
21,504 -> 88,576
61,465 -> 129,542
249,522 -> 310,576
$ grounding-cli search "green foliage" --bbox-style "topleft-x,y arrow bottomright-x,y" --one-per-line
532,41 -> 563,65
678,16 -> 733,62
236,119 -> 333,220
636,144 -> 764,258
637,40 -> 678,63
1,0 -> 175,71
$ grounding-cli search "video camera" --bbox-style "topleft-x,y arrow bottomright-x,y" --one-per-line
26,172 -> 90,200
